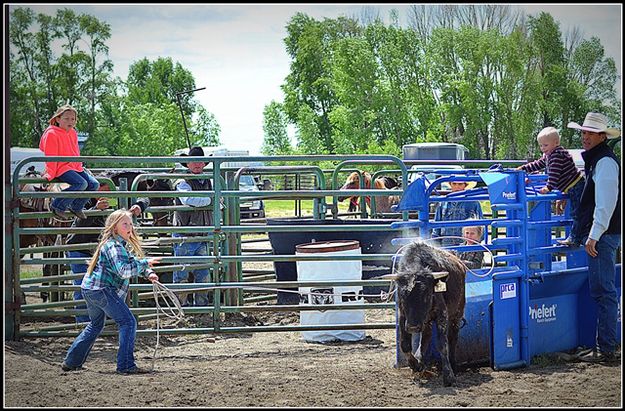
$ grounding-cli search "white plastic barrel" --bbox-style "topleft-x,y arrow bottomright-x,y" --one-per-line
296,240 -> 366,342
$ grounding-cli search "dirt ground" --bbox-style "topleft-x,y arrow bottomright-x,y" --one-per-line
4,305 -> 622,408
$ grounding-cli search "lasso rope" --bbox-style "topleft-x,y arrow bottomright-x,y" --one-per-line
428,235 -> 496,278
150,280 -> 185,371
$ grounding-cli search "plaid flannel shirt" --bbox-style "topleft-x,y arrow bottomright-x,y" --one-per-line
81,235 -> 153,298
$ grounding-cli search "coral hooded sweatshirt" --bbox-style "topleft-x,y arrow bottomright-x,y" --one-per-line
39,125 -> 83,181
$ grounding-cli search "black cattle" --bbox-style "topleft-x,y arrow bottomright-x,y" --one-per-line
98,170 -> 174,226
392,241 -> 466,386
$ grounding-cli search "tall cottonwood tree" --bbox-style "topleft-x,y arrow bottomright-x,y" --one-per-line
9,6 -> 221,161
262,101 -> 292,155
280,6 -> 619,160
9,6 -> 114,147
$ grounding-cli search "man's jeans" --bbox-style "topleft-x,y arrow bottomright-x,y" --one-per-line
63,287 -> 138,372
51,169 -> 100,212
587,233 -> 621,354
173,239 -> 211,306
66,250 -> 91,323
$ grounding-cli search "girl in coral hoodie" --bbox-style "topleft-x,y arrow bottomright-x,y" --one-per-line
39,104 -> 100,219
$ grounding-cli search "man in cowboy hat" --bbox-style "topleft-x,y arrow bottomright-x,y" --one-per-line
172,146 -> 214,307
568,112 -> 621,363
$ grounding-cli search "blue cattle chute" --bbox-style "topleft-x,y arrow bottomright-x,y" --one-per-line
479,171 -> 518,204
391,167 -> 622,371
394,175 -> 428,212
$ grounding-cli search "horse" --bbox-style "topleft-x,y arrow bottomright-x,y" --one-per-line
17,167 -> 73,302
338,171 -> 401,215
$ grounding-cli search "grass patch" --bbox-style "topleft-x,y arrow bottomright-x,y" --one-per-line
20,269 -> 42,280
264,197 -> 350,218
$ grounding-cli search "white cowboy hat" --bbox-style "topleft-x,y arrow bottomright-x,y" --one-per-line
567,112 -> 620,138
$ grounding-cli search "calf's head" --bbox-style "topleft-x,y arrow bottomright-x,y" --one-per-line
396,271 -> 448,334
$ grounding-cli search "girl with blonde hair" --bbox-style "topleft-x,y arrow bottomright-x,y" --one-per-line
39,104 -> 100,220
62,209 -> 161,374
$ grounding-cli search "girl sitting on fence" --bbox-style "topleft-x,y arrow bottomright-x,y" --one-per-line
39,104 -> 100,220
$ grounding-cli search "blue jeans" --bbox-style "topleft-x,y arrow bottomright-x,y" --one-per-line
51,169 -> 100,212
63,287 -> 138,372
66,250 -> 91,323
587,233 -> 620,354
173,239 -> 211,306
566,177 -> 585,242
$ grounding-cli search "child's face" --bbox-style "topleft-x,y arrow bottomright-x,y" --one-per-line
56,110 -> 76,131
538,136 -> 558,154
463,227 -> 481,243
115,215 -> 134,241
450,182 -> 468,192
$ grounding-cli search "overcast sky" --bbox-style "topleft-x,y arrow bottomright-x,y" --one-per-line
13,3 -> 623,155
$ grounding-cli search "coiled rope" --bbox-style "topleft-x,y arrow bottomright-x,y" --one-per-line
150,280 -> 185,371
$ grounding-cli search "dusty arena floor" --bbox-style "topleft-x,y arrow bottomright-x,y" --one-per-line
4,308 -> 622,408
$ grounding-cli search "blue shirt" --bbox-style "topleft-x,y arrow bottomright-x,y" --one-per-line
176,179 -> 212,207
589,157 -> 619,240
81,235 -> 153,298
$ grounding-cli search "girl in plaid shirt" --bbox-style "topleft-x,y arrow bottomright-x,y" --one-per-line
62,209 -> 161,374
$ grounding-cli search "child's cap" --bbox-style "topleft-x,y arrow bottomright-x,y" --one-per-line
49,104 -> 77,125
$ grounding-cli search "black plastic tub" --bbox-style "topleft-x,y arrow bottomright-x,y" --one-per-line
266,218 -> 414,304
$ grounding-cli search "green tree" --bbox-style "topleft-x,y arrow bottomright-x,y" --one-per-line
282,13 -> 361,153
262,101 -> 292,155
191,106 -> 221,147
9,6 -> 115,147
124,57 -> 219,151
78,14 -> 113,138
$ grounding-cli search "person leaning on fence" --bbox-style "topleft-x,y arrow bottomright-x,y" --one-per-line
172,146 -> 214,307
432,180 -> 483,247
455,224 -> 485,270
567,112 -> 621,364
65,185 -> 150,323
61,209 -> 161,374
516,126 -> 585,246
39,104 -> 100,220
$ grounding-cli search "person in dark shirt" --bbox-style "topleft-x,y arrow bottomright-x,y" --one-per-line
456,225 -> 484,270
567,112 -> 621,364
172,147 -> 214,307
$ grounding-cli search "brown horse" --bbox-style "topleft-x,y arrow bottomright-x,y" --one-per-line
17,167 -> 73,302
338,171 -> 401,215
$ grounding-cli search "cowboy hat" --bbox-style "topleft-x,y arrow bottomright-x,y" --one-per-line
179,146 -> 206,168
449,180 -> 478,190
567,112 -> 620,138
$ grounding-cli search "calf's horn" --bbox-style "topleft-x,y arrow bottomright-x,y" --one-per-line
378,273 -> 399,280
430,271 -> 449,279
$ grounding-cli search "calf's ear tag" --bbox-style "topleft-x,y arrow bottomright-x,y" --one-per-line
434,280 -> 447,292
